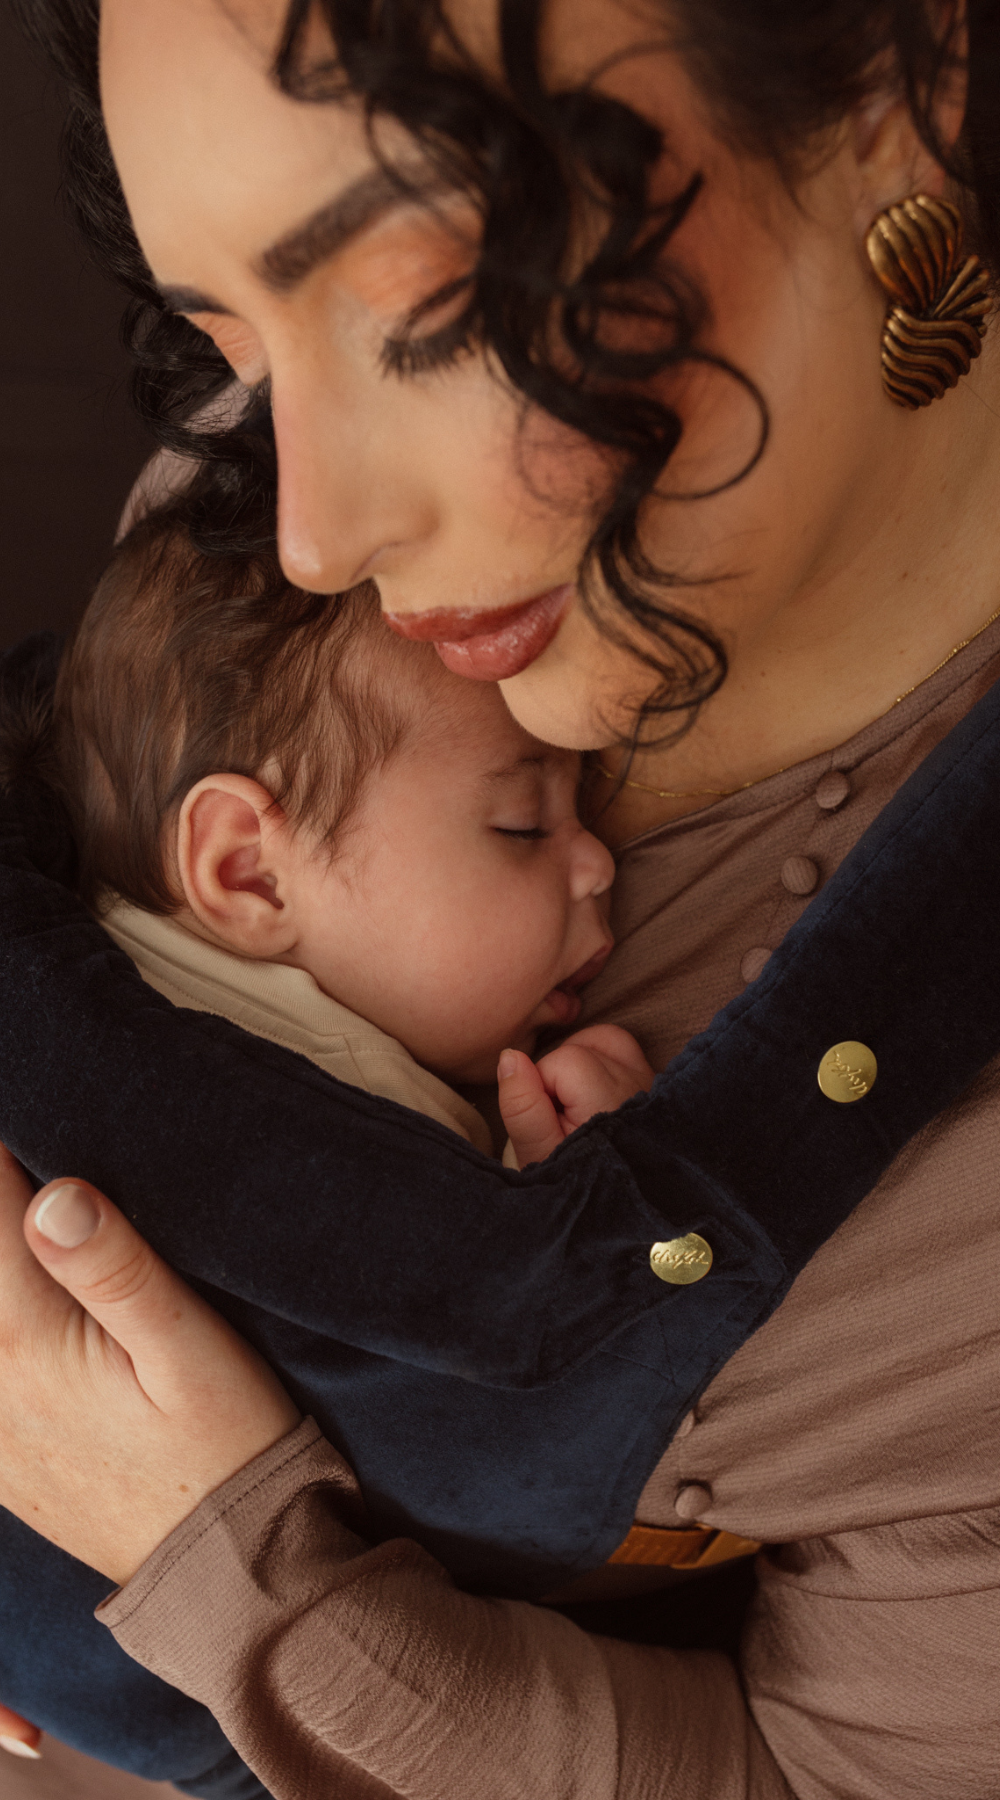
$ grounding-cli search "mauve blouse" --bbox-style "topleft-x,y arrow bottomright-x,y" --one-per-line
100,619 -> 1000,1800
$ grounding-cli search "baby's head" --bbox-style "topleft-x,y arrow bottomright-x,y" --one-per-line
58,518 -> 613,1082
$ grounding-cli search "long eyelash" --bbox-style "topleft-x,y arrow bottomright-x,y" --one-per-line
380,312 -> 475,379
380,275 -> 477,379
495,827 -> 548,841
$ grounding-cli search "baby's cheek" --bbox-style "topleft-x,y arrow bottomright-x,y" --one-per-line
490,898 -> 564,1003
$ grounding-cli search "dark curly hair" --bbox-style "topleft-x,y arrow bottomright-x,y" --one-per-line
14,0 -> 993,736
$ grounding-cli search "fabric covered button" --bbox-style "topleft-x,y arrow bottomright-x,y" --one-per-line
781,854 -> 819,895
676,1409 -> 697,1439
815,769 -> 850,810
740,946 -> 771,983
674,1482 -> 713,1521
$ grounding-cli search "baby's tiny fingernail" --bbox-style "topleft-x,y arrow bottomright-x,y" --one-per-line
0,1737 -> 42,1759
34,1185 -> 100,1248
497,1051 -> 518,1081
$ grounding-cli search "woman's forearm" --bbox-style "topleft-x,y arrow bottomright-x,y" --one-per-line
0,1152 -> 782,1800
100,1420 -> 790,1800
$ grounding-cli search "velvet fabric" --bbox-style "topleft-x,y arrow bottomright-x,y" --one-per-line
2,633 -> 999,1783
0,1507 -> 268,1796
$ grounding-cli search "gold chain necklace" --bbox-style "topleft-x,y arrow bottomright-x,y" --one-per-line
596,606 -> 1000,803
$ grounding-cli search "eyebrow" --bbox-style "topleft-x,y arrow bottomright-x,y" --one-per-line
157,163 -> 448,316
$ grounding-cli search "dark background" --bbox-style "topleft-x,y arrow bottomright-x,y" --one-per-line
0,1 -> 151,652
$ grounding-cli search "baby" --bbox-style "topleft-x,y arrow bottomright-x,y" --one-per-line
57,513 -> 655,1173
1,510 -> 662,1793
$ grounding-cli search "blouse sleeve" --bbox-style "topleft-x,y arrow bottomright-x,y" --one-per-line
99,1421 -> 791,1800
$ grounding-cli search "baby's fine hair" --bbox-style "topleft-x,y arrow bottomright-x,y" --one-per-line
54,509 -> 426,913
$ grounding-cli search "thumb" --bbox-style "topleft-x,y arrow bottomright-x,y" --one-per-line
27,1181 -> 201,1386
11,1175 -> 298,1584
497,1048 -> 566,1166
24,1179 -> 272,1413
0,1705 -> 42,1761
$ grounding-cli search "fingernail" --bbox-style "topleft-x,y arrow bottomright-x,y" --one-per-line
0,1737 -> 42,1759
498,1051 -> 518,1081
34,1184 -> 100,1248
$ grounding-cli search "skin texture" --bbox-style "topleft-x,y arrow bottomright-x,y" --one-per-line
174,674 -> 614,1082
0,0 -> 998,1614
98,0 -> 1000,820
0,1148 -> 301,1585
498,1026 -> 655,1164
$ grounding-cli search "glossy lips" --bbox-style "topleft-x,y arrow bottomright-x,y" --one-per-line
385,585 -> 573,681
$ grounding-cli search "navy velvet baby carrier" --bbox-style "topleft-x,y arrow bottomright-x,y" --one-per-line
3,631 -> 1000,1796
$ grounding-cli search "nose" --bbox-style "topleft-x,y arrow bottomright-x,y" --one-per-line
569,828 -> 616,904
271,367 -> 440,594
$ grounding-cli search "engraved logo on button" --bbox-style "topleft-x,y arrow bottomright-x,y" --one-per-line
817,1040 -> 877,1103
650,1233 -> 713,1285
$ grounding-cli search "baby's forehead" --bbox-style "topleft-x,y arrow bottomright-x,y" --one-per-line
418,680 -> 576,782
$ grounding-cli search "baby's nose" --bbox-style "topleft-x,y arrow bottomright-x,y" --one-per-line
569,830 -> 616,903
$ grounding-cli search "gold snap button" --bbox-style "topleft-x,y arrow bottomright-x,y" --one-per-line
650,1233 -> 713,1285
817,1040 -> 877,1103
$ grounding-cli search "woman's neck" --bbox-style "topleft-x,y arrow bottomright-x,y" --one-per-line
596,347 -> 1000,849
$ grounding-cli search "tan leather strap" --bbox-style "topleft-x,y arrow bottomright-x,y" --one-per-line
607,1523 -> 760,1570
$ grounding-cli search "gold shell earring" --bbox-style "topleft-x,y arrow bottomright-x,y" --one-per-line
866,194 -> 992,408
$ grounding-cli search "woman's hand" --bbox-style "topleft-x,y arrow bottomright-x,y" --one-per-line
0,1704 -> 42,1761
0,1145 -> 301,1585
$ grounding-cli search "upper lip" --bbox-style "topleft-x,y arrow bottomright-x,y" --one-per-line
560,943 -> 613,992
385,594 -> 559,643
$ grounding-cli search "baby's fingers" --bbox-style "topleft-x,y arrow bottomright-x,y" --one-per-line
557,1025 -> 656,1087
498,1049 -> 566,1166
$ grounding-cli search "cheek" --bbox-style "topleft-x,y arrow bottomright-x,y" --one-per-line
472,866 -> 568,976
664,163 -> 877,494
416,861 -> 560,985
509,409 -> 611,524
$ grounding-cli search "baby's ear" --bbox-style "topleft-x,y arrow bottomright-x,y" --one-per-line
176,774 -> 297,956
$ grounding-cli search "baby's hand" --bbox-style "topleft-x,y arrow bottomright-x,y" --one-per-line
498,1025 -> 655,1167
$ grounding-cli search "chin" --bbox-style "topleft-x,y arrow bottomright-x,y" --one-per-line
444,1051 -> 504,1084
497,600 -> 653,749
498,667 -> 622,750
451,1030 -> 538,1085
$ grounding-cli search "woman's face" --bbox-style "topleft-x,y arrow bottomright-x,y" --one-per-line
100,0 -> 928,749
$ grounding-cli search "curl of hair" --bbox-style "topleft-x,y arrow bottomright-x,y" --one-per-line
14,0 -> 995,735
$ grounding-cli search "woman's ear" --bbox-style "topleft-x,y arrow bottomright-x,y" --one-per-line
175,774 -> 299,957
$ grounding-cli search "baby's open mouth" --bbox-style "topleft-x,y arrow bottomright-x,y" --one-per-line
542,943 -> 612,1025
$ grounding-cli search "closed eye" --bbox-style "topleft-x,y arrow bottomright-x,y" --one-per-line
380,276 -> 476,378
494,827 -> 549,841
